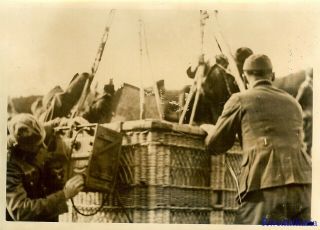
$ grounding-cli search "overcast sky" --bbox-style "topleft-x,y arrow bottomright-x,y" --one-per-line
1,1 -> 319,97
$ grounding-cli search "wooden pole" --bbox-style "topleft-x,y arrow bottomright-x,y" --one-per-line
179,80 -> 197,124
188,65 -> 205,125
141,20 -> 163,120
71,10 -> 115,118
179,10 -> 208,125
212,10 -> 246,92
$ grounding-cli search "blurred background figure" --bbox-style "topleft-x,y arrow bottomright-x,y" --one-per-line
81,79 -> 115,123
296,67 -> 313,155
234,47 -> 254,86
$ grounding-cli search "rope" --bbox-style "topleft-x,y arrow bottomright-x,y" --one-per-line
91,9 -> 116,76
178,10 -> 209,125
225,156 -> 242,205
211,10 -> 246,92
114,189 -> 133,223
138,18 -> 145,120
71,9 -> 115,118
65,125 -> 132,222
65,127 -> 110,216
200,10 -> 209,54
213,10 -> 233,59
141,20 -> 163,120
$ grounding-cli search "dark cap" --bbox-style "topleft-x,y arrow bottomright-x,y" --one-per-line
243,54 -> 273,71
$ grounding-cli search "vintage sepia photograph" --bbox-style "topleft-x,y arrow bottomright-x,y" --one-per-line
2,0 -> 319,228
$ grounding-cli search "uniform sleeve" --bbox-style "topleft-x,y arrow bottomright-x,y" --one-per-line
205,94 -> 242,153
6,162 -> 68,221
43,73 -> 89,121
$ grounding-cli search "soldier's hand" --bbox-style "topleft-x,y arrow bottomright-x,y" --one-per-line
63,174 -> 85,199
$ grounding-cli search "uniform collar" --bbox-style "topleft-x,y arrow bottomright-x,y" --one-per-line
251,79 -> 272,88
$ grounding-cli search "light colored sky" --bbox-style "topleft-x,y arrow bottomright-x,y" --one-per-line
1,1 -> 320,97
1,1 -> 320,226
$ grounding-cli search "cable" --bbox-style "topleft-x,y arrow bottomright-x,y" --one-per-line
114,188 -> 133,223
72,9 -> 116,118
141,20 -> 163,120
225,157 -> 242,205
71,192 -> 110,217
66,126 -> 111,216
66,125 -> 133,222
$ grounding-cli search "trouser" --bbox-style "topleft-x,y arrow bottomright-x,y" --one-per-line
234,184 -> 311,225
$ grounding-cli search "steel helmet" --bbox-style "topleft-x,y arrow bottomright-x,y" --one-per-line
234,47 -> 253,65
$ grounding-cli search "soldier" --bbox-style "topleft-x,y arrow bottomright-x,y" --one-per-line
41,72 -> 92,122
201,54 -> 312,224
181,54 -> 239,124
201,54 -> 240,124
234,47 -> 253,87
296,67 -> 313,156
81,80 -> 115,123
6,113 -> 84,221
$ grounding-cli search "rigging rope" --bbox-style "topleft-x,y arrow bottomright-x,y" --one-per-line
140,19 -> 163,120
71,9 -> 115,118
91,9 -> 116,76
211,10 -> 246,92
138,18 -> 145,120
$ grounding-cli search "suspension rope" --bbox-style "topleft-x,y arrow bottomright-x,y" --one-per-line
72,9 -> 116,118
200,10 -> 209,54
138,18 -> 145,120
141,20 -> 163,120
187,10 -> 209,125
91,9 -> 116,76
211,10 -> 246,92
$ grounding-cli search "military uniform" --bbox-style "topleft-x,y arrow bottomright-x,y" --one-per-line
202,64 -> 239,124
6,147 -> 68,221
42,73 -> 90,122
296,74 -> 313,155
205,79 -> 312,224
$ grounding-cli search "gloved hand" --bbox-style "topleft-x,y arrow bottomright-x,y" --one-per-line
63,174 -> 85,199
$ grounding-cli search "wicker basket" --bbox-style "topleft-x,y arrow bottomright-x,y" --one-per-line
210,141 -> 242,224
58,120 -> 212,223
57,119 -> 243,224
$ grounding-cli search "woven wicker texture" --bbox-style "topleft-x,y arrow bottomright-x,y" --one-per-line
59,120 -> 213,223
210,140 -> 243,224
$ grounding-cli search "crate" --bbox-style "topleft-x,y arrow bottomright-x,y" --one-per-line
58,120 -> 212,223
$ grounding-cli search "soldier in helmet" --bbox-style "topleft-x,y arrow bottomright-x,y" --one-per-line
6,113 -> 84,221
234,47 -> 253,87
201,54 -> 311,224
182,53 -> 239,124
